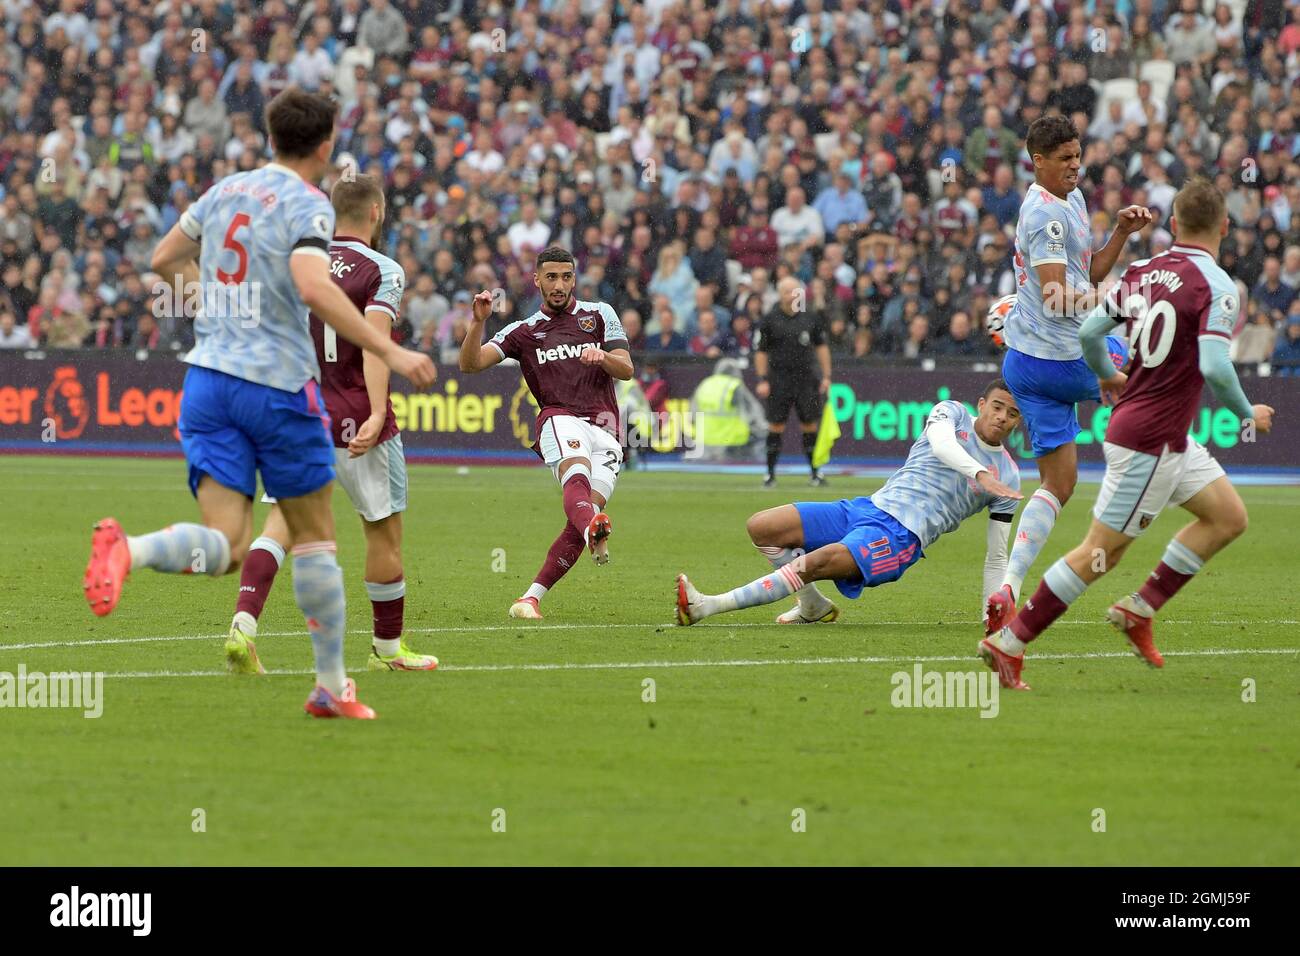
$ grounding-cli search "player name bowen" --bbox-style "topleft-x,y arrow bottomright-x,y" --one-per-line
535,341 -> 598,364
1133,268 -> 1184,293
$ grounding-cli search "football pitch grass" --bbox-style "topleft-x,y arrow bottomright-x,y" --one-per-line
1,455 -> 1296,866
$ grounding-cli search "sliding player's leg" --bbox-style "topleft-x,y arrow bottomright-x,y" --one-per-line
677,497 -> 920,625
225,502 -> 289,675
744,505 -> 839,624
676,540 -> 857,625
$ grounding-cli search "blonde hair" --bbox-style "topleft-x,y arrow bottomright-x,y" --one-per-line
330,172 -> 384,224
1172,176 -> 1226,237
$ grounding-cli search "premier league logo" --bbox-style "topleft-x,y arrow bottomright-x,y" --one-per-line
578,315 -> 596,333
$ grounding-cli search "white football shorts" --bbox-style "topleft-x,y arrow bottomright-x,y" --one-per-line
1093,438 -> 1225,537
262,434 -> 407,522
536,414 -> 623,502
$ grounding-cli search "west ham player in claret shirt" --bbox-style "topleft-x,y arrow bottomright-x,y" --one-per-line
981,179 -> 1275,691
459,246 -> 634,619
224,173 -> 440,674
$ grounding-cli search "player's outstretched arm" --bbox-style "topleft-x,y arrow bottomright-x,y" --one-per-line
291,253 -> 435,388
459,290 -> 506,373
1199,337 -> 1272,433
927,409 -> 1023,500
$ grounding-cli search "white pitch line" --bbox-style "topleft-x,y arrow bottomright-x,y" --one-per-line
2,619 -> 1298,653
66,646 -> 1300,679
68,642 -> 1300,681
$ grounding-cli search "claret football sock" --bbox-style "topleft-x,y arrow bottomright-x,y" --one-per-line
535,523 -> 585,591
366,577 -> 405,655
1004,557 -> 1089,650
292,542 -> 347,698
1137,538 -> 1204,612
235,535 -> 285,620
127,523 -> 231,576
561,466 -> 597,535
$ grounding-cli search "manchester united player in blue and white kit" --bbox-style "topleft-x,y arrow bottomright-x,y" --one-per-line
81,91 -> 435,718
675,382 -> 1023,627
980,179 -> 1274,690
224,172 -> 439,675
459,246 -> 633,619
987,115 -> 1154,636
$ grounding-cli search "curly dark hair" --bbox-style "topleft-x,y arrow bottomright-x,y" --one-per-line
1025,115 -> 1079,159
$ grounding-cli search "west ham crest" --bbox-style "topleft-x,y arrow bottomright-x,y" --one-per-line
578,315 -> 596,333
567,439 -> 582,449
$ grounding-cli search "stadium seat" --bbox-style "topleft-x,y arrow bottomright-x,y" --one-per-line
726,259 -> 743,293
1099,78 -> 1139,115
1138,60 -> 1175,103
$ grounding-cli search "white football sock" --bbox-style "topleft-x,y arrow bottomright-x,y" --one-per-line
996,629 -> 1026,656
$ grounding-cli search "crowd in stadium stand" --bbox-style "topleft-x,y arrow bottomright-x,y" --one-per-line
2,0 -> 1300,370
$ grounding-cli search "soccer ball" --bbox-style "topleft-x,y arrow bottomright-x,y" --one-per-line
986,294 -> 1016,349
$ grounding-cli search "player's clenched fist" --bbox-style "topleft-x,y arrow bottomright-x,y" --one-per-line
1098,371 -> 1127,407
1115,205 -> 1154,235
472,289 -> 494,323
579,347 -> 608,366
1251,404 -> 1274,434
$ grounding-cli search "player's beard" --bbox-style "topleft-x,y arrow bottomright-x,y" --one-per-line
370,221 -> 385,253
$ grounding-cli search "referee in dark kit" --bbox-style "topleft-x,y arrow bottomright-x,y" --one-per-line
753,276 -> 832,487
